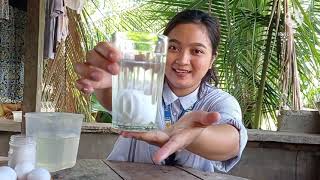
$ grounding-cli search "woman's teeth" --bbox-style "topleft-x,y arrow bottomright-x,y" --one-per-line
175,69 -> 190,73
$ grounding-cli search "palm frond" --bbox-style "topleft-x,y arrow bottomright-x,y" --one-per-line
41,9 -> 95,122
78,0 -> 320,129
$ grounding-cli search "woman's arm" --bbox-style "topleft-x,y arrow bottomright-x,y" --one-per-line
186,123 -> 240,161
121,111 -> 241,163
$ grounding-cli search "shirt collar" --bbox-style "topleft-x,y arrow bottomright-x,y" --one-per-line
163,81 -> 178,106
162,81 -> 200,110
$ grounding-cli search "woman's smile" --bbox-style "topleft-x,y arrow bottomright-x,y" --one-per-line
172,67 -> 192,76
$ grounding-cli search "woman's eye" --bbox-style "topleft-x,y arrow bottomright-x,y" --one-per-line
168,45 -> 178,51
193,49 -> 204,55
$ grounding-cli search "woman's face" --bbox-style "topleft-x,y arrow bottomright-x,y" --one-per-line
165,23 -> 214,96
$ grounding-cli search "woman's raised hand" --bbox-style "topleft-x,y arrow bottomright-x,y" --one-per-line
74,42 -> 121,94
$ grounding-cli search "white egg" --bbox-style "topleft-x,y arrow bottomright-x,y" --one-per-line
118,89 -> 157,124
27,168 -> 51,180
0,166 -> 17,180
15,161 -> 35,180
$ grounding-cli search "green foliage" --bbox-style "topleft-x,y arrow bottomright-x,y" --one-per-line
91,93 -> 112,123
112,32 -> 158,51
91,93 -> 107,112
81,0 -> 320,129
96,111 -> 113,123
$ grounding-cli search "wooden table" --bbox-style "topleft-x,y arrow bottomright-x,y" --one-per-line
52,159 -> 248,180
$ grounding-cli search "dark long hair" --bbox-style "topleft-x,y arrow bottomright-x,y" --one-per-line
163,9 -> 221,88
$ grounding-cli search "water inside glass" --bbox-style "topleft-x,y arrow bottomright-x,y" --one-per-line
112,32 -> 168,131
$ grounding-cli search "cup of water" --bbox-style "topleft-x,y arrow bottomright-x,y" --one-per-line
25,112 -> 84,172
111,32 -> 168,131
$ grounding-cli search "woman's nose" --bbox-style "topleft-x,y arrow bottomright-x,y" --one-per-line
175,50 -> 191,65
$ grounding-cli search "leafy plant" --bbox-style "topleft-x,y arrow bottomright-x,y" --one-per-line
80,0 -> 320,129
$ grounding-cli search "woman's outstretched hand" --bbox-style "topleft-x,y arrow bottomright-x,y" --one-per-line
74,42 -> 121,94
121,111 -> 221,164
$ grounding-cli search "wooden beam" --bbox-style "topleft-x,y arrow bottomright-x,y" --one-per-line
23,0 -> 46,134
0,119 -> 21,132
0,156 -> 9,166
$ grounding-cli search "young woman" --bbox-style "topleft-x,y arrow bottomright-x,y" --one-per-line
74,9 -> 247,173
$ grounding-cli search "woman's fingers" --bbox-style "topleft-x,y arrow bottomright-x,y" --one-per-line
121,131 -> 169,147
75,64 -> 112,94
176,111 -> 221,129
74,41 -> 122,94
151,111 -> 221,163
74,63 -> 100,81
86,50 -> 120,75
153,136 -> 184,163
75,80 -> 94,94
93,42 -> 121,62
200,112 -> 220,126
76,72 -> 112,90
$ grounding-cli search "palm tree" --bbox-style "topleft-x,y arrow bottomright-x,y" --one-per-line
78,0 -> 320,128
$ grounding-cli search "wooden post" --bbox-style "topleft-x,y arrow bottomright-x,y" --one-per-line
22,0 -> 46,134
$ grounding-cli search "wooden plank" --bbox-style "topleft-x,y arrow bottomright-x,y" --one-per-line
103,160 -> 201,180
52,159 -> 121,180
0,121 -> 118,133
176,166 -> 249,180
81,122 -> 119,134
1,122 -> 319,146
0,156 -> 8,166
0,121 -> 117,133
23,0 -> 46,134
248,129 -> 320,145
0,120 -> 21,132
296,151 -> 320,180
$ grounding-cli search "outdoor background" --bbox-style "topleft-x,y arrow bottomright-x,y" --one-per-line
43,0 -> 320,130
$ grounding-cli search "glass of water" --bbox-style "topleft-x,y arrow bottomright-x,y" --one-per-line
111,32 -> 168,131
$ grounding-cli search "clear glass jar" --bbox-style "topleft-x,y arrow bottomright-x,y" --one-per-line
8,135 -> 36,168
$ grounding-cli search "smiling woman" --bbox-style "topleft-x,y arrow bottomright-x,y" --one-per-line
164,23 -> 214,97
74,9 -> 248,173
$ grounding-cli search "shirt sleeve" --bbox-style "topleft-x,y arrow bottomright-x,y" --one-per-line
209,93 -> 248,172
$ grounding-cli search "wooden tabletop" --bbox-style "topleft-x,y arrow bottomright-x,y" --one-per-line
52,159 -> 248,180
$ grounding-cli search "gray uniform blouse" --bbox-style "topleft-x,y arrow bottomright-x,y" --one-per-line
107,82 -> 248,173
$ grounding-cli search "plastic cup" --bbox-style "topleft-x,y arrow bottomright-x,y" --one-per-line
25,112 -> 84,172
111,32 -> 168,132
